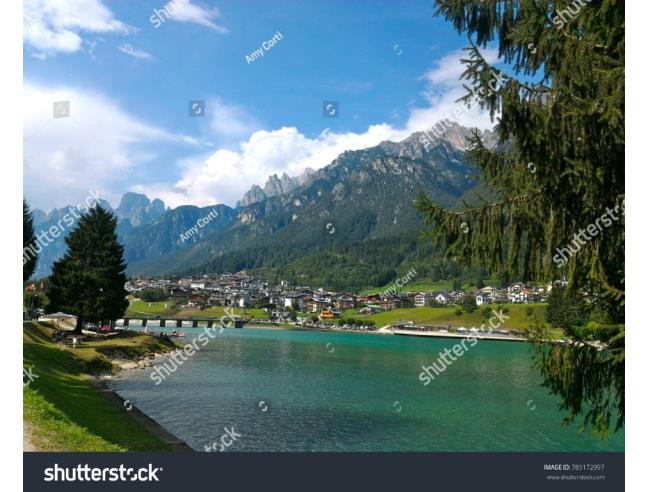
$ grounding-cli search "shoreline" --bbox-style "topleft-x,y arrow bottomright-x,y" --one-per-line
137,322 -> 530,341
96,347 -> 194,451
391,329 -> 528,342
89,375 -> 193,452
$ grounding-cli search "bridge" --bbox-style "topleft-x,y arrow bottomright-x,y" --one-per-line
117,316 -> 246,329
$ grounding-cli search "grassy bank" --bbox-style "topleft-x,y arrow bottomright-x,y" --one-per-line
23,322 -> 178,451
342,303 -> 551,332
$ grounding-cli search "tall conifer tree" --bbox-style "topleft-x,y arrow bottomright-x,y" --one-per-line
416,0 -> 624,435
47,206 -> 128,333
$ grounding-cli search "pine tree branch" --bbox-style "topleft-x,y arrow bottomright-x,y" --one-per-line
419,186 -> 546,218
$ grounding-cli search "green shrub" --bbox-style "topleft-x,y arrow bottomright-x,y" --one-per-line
461,294 -> 477,313
84,356 -> 114,375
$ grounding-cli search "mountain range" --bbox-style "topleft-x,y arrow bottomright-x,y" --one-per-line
30,121 -> 496,289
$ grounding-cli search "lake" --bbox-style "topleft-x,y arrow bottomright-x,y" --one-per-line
109,326 -> 624,452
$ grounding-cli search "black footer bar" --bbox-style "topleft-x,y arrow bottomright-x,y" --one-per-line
24,452 -> 624,491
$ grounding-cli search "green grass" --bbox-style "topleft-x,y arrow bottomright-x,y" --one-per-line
360,279 -> 497,295
23,322 -> 176,451
342,303 -> 553,333
24,387 -> 124,451
361,280 -> 451,295
189,306 -> 269,319
126,300 -> 178,316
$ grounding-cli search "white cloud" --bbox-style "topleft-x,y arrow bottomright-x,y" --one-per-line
420,48 -> 498,88
24,0 -> 132,58
152,0 -> 229,33
117,43 -> 153,60
407,48 -> 500,131
140,124 -> 402,208
25,50 -> 500,212
141,50 -> 500,208
23,84 -> 199,210
207,98 -> 261,142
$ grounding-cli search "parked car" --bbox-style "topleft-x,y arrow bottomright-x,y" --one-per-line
99,325 -> 112,333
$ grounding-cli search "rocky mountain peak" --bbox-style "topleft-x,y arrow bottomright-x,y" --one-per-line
378,120 -> 498,158
238,173 -> 299,208
115,192 -> 166,227
239,185 -> 267,207
263,173 -> 298,197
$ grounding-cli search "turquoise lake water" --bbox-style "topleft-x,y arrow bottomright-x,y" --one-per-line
109,326 -> 624,451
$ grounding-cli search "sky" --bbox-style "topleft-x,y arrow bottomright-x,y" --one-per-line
23,0 -> 499,212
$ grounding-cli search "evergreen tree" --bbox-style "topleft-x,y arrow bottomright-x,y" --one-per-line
47,206 -> 129,333
461,294 -> 478,313
139,288 -> 168,302
416,0 -> 624,435
23,199 -> 37,281
545,285 -> 589,333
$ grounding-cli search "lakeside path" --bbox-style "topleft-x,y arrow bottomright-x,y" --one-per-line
169,322 -> 528,341
390,329 -> 528,342
231,322 -> 529,342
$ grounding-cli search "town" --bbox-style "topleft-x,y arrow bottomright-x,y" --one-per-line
124,272 -> 558,330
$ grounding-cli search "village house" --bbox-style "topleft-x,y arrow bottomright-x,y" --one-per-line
308,297 -> 331,313
208,291 -> 227,306
187,293 -> 207,308
335,296 -> 356,310
381,295 -> 411,311
434,293 -> 449,305
318,308 -> 339,321
414,292 -> 435,307
358,305 -> 382,315
284,293 -> 305,310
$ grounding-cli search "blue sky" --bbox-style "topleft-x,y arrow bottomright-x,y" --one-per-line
24,0 -> 497,211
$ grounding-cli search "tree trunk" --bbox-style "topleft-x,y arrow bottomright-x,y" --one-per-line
74,317 -> 84,334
